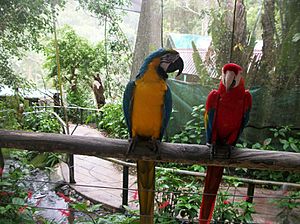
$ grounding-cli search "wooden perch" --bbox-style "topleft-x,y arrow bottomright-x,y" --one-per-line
0,130 -> 299,172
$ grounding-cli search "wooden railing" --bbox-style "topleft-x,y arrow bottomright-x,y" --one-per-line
1,129 -> 300,206
1,130 -> 299,171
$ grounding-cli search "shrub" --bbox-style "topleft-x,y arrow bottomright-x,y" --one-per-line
98,103 -> 128,139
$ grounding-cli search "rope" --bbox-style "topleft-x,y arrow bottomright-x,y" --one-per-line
104,16 -> 111,98
52,4 -> 70,135
8,178 -> 299,200
0,201 -> 277,224
229,0 -> 238,62
161,0 -> 164,48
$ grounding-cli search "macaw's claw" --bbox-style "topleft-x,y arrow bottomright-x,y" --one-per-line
126,137 -> 138,156
210,144 -> 233,159
147,138 -> 161,159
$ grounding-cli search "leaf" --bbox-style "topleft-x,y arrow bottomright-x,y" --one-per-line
279,139 -> 288,144
292,33 -> 300,42
263,138 -> 272,146
290,143 -> 298,151
252,143 -> 261,149
12,197 -> 25,205
71,202 -> 87,211
0,181 -> 13,186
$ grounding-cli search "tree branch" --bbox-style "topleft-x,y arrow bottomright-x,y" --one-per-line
0,130 -> 299,172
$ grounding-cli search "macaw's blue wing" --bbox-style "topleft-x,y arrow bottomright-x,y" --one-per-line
122,81 -> 135,138
204,90 -> 220,144
205,108 -> 215,144
160,85 -> 172,140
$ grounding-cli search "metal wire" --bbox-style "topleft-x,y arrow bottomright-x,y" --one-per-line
11,178 -> 299,200
0,201 -> 269,224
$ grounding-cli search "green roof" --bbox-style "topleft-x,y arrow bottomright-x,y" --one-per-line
167,33 -> 211,49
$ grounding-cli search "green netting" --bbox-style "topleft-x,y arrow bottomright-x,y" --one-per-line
166,79 -> 300,144
166,79 -> 209,137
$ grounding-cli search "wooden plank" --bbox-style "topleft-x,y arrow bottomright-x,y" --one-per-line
0,130 -> 300,172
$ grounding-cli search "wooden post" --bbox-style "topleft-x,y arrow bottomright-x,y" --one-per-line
0,148 -> 4,178
122,165 -> 129,206
69,154 -> 76,184
246,183 -> 255,203
80,108 -> 83,125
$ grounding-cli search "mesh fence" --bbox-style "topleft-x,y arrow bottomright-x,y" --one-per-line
166,79 -> 300,144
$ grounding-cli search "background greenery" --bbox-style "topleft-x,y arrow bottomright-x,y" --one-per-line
1,0 -> 299,223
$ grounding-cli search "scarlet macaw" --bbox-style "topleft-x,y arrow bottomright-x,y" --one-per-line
199,63 -> 252,224
123,48 -> 183,224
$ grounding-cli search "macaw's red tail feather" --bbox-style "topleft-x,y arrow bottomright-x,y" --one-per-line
137,160 -> 155,224
199,166 -> 224,224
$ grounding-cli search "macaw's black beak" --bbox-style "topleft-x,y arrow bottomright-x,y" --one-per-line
166,56 -> 184,77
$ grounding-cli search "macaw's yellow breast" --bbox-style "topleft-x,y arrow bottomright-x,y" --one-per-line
132,73 -> 167,139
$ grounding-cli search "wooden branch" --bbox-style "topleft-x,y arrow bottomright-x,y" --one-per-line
0,130 -> 300,172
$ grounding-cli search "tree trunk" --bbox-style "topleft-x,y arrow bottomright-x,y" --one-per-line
130,0 -> 162,80
276,0 -> 300,89
92,74 -> 105,109
259,0 -> 276,86
231,0 -> 248,67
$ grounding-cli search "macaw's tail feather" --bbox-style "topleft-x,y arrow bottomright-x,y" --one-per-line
199,166 -> 224,224
137,160 -> 155,224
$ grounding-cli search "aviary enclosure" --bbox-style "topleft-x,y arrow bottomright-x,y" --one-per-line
0,0 -> 299,223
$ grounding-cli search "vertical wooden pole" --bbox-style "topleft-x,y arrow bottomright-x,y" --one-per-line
122,165 -> 129,206
246,183 -> 255,203
0,148 -> 4,178
80,108 -> 83,125
69,154 -> 76,184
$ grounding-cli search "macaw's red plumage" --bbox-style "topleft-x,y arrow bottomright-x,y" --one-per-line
199,63 -> 252,224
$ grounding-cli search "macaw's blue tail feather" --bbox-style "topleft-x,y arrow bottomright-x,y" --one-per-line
137,160 -> 155,224
199,166 -> 224,224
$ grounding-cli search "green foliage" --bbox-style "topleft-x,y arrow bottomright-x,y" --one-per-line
208,7 -> 232,73
76,0 -> 132,101
44,25 -> 99,89
191,41 -> 211,85
155,169 -> 201,222
44,24 -> 130,103
163,0 -> 209,35
275,1 -> 300,89
213,191 -> 254,223
22,111 -> 63,168
90,213 -> 139,224
170,105 -> 205,144
23,112 -> 62,133
70,200 -> 138,223
0,163 -> 37,223
274,191 -> 300,223
0,0 -> 65,87
0,98 -> 21,130
236,126 -> 300,184
66,87 -> 96,122
98,103 -> 128,139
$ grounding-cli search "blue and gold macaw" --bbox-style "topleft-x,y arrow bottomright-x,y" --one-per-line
123,48 -> 183,224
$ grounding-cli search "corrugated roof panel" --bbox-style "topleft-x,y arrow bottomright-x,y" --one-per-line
177,49 -> 207,75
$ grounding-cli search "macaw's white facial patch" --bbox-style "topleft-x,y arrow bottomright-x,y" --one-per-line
222,70 -> 242,91
160,53 -> 180,72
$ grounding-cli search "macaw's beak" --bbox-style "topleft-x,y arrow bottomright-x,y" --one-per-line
166,56 -> 184,77
224,71 -> 236,92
